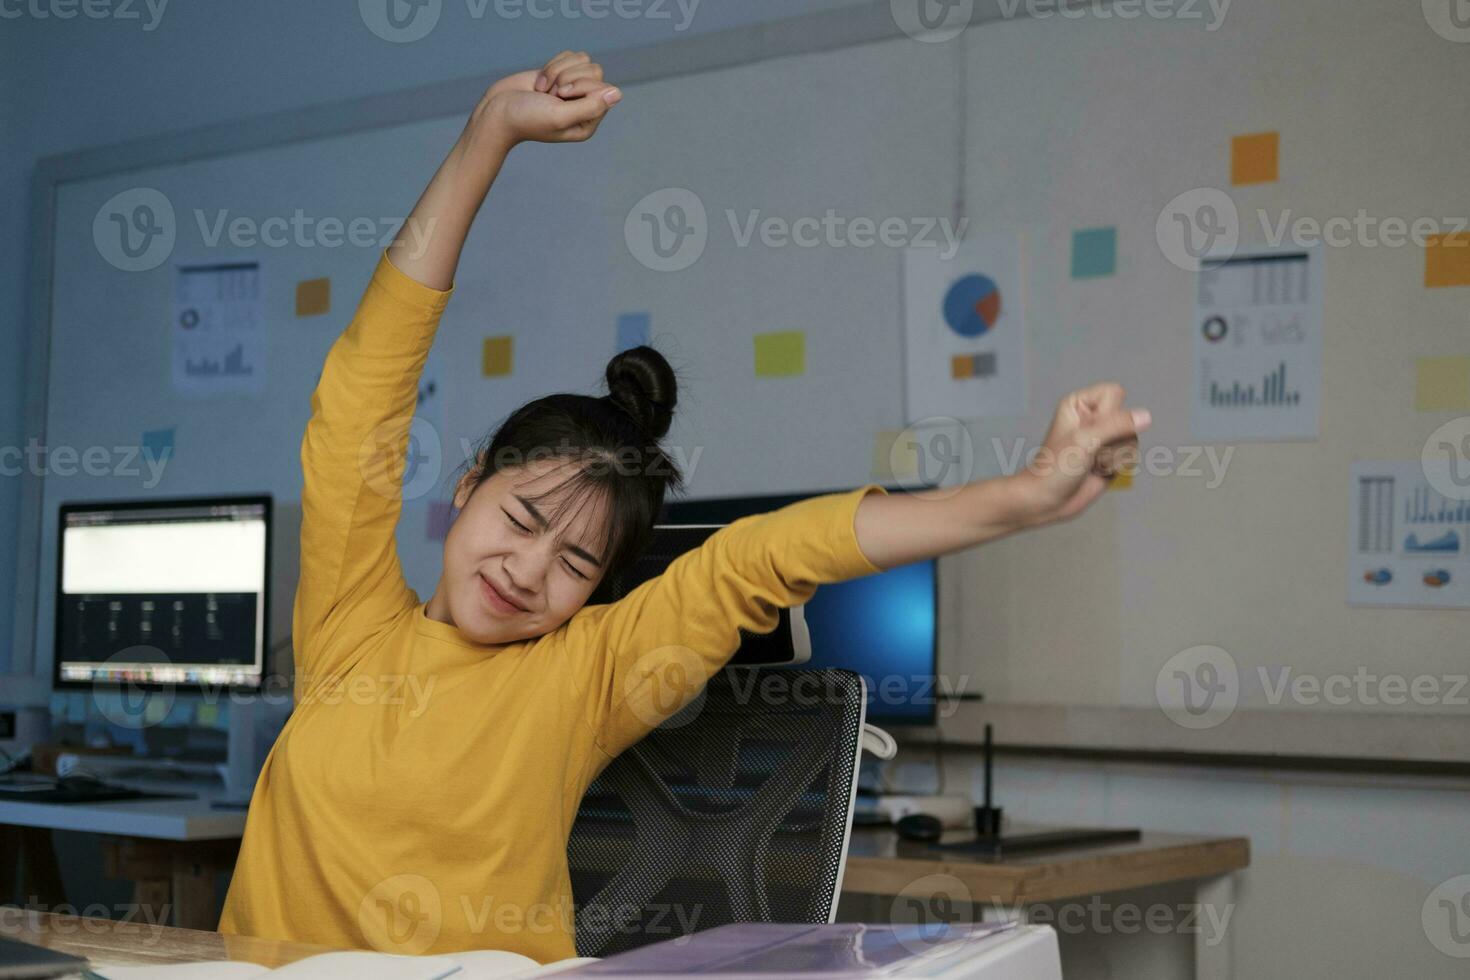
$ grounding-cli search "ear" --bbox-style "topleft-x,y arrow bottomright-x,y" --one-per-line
453,467 -> 482,511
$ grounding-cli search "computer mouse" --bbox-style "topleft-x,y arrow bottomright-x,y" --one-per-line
895,813 -> 945,844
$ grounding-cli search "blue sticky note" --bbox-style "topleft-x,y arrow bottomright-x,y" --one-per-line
1071,227 -> 1117,279
617,313 -> 651,353
142,427 -> 175,465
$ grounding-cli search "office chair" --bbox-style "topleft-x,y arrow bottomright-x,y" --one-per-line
569,523 -> 870,958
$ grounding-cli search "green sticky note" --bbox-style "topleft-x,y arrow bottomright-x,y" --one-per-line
1416,356 -> 1470,411
1071,227 -> 1117,279
754,331 -> 805,377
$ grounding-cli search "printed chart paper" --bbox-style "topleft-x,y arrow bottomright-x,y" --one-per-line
1348,460 -> 1470,609
172,262 -> 265,397
1191,247 -> 1322,442
904,233 -> 1026,423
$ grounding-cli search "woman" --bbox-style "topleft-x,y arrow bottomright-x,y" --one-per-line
217,51 -> 1149,963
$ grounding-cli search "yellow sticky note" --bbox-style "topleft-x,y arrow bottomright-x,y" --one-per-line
1231,131 -> 1279,185
482,336 -> 514,377
1109,469 -> 1135,491
1416,356 -> 1470,411
1425,233 -> 1470,288
196,703 -> 221,727
873,430 -> 919,480
295,277 -> 331,316
754,331 -> 805,377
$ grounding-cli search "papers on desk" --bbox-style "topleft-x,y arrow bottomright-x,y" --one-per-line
89,949 -> 599,980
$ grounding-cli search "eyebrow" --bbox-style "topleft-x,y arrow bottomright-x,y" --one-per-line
513,495 -> 605,568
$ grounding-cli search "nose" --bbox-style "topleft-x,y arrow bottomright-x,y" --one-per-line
502,540 -> 554,598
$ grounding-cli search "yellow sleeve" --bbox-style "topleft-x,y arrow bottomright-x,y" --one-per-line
293,249 -> 453,695
564,484 -> 889,758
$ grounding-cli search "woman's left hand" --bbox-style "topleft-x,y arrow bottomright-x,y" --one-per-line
1009,383 -> 1151,526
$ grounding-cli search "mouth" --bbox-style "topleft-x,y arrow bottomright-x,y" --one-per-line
479,573 -> 528,615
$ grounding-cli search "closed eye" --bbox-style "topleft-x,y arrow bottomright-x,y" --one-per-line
562,558 -> 589,580
505,509 -> 589,579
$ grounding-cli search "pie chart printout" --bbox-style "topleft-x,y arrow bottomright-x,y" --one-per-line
943,274 -> 1002,338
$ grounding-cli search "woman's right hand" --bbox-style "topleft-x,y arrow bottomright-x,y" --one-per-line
472,51 -> 622,151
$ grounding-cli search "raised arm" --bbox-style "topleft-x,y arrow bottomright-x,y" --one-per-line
386,51 -> 622,291
854,384 -> 1152,568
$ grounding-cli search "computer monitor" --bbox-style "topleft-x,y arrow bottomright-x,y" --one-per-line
53,494 -> 272,691
666,487 -> 939,727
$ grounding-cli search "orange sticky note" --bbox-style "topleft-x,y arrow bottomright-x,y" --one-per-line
1231,132 -> 1279,185
1425,233 -> 1470,288
951,355 -> 975,379
295,277 -> 331,316
482,336 -> 513,377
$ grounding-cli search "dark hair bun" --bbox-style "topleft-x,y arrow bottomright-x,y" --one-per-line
605,346 -> 678,440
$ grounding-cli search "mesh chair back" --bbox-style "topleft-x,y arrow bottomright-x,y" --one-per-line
567,667 -> 867,958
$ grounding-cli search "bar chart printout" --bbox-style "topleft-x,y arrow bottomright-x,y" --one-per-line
1348,461 -> 1470,608
1191,248 -> 1322,441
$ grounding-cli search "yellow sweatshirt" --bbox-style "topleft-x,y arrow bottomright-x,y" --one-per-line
216,249 -> 887,963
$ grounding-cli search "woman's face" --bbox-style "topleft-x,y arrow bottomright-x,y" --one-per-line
426,457 -> 611,645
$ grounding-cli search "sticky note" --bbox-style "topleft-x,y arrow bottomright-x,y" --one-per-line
426,499 -> 457,541
1109,469 -> 1134,491
295,277 -> 331,316
873,430 -> 919,480
196,703 -> 221,727
1071,227 -> 1117,279
1231,131 -> 1279,185
141,428 -> 175,465
617,313 -> 651,353
1416,356 -> 1470,411
482,336 -> 514,377
951,353 -> 997,379
1425,233 -> 1470,288
754,331 -> 805,377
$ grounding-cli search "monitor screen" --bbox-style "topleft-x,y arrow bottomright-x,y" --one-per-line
666,487 -> 938,726
54,496 -> 271,690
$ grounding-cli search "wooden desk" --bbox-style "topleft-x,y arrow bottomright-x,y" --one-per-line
841,826 -> 1249,980
0,908 -> 338,971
